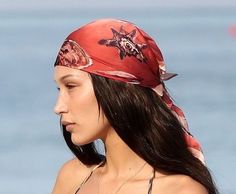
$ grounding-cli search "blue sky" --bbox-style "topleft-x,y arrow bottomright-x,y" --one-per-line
1,0 -> 236,11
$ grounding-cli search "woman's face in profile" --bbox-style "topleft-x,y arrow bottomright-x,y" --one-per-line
54,66 -> 110,145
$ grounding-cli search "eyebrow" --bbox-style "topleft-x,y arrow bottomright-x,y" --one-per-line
56,74 -> 80,83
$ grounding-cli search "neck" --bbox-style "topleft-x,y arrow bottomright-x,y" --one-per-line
100,128 -> 148,178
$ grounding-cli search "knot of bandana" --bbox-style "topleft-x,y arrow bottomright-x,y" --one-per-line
54,18 -> 205,163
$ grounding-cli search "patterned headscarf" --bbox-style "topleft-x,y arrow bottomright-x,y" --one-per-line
54,18 -> 204,163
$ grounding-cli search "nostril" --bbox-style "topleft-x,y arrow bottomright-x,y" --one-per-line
54,101 -> 68,115
54,102 -> 62,115
54,106 -> 60,115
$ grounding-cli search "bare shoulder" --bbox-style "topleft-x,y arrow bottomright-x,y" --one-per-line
153,174 -> 208,194
52,158 -> 92,194
175,175 -> 208,194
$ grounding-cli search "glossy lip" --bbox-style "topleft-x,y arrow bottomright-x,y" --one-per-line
61,121 -> 76,132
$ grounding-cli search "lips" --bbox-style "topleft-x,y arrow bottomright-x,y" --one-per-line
61,120 -> 76,132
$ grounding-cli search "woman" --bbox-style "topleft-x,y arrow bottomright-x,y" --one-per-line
52,19 -> 218,194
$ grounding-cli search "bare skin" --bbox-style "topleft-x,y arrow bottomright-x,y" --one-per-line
52,66 -> 208,194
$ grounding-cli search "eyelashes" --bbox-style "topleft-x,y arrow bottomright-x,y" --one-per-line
65,83 -> 77,90
55,81 -> 80,92
55,85 -> 76,91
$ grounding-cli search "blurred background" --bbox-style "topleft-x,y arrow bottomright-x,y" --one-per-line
0,0 -> 235,193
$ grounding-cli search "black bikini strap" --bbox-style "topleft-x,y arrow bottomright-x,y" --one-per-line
74,160 -> 105,194
147,168 -> 155,194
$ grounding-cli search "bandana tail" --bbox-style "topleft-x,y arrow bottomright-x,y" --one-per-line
161,89 -> 205,164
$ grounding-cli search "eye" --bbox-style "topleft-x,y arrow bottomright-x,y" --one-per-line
65,83 -> 77,90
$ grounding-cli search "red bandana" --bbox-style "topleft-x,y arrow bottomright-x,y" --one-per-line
54,18 -> 204,163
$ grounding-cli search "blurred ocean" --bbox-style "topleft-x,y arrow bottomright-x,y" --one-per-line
0,5 -> 235,194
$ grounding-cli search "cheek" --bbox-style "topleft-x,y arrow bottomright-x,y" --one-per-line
70,94 -> 110,145
70,88 -> 99,121
68,84 -> 110,139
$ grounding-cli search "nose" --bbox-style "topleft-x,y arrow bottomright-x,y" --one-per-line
54,94 -> 68,115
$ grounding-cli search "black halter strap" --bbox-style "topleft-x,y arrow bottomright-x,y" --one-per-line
74,162 -> 155,194
74,160 -> 105,194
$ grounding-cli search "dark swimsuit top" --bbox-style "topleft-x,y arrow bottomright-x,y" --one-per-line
74,161 -> 155,194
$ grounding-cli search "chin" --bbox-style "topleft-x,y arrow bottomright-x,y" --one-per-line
71,133 -> 96,146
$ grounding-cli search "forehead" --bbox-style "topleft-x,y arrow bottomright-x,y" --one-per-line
54,66 -> 90,82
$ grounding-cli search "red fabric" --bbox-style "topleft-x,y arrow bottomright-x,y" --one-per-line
54,18 -> 204,163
